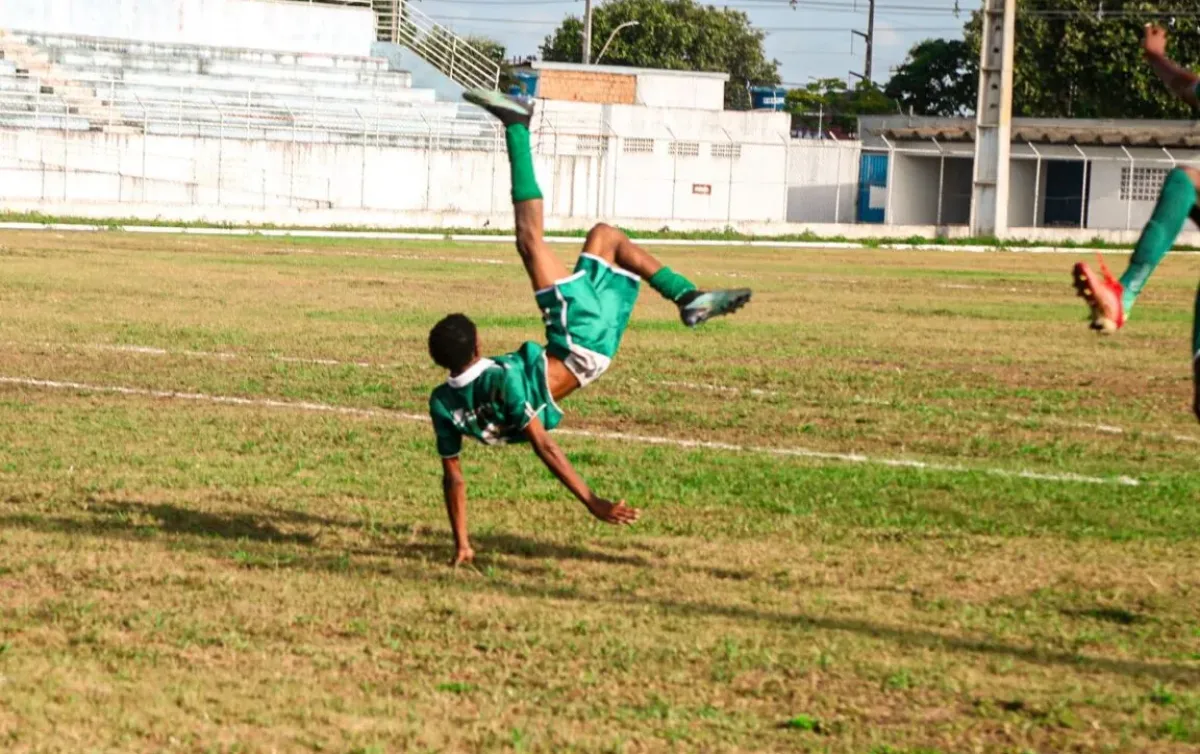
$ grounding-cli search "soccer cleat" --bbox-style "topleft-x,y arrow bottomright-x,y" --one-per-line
678,288 -> 752,328
1072,257 -> 1125,333
462,89 -> 534,128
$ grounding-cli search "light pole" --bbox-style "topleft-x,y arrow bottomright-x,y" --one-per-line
582,0 -> 593,64
596,21 -> 639,65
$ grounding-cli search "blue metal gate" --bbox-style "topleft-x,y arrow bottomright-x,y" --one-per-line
857,153 -> 888,224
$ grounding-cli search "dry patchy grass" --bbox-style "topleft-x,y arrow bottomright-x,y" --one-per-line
0,230 -> 1198,753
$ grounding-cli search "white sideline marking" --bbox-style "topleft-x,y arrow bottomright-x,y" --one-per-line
4,221 -> 1200,256
24,342 -> 397,370
283,248 -> 511,265
13,341 -> 1197,444
0,375 -> 1140,487
642,378 -> 1199,443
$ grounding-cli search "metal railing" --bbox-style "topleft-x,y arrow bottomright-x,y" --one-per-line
394,2 -> 501,91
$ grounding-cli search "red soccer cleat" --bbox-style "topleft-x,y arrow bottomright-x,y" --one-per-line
1072,256 -> 1125,333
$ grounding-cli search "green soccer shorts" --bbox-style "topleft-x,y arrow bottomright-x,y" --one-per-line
535,253 -> 641,386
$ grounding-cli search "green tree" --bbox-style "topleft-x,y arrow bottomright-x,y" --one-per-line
786,79 -> 897,134
539,0 -> 781,110
960,0 -> 1200,118
463,35 -> 505,67
885,38 -> 978,116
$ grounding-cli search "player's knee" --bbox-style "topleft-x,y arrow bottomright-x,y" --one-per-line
586,222 -> 622,250
514,228 -> 539,260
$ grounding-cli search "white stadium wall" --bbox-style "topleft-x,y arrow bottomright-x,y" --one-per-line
0,127 -> 792,225
634,73 -> 726,112
1082,150 -> 1200,232
785,140 -> 860,224
0,0 -> 375,56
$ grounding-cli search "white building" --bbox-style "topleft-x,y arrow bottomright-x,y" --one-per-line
859,115 -> 1200,234
0,1 -> 807,231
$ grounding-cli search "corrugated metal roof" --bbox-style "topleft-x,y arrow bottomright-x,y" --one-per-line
878,120 -> 1200,147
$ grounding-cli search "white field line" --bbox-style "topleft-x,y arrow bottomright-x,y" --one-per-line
637,378 -> 1199,444
19,342 -> 401,370
281,248 -> 512,265
0,375 -> 1140,487
5,221 -> 1200,256
13,341 -> 1197,444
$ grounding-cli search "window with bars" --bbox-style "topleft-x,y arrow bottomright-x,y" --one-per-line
711,143 -> 742,159
623,138 -> 654,154
668,141 -> 700,158
576,134 -> 606,153
1120,166 -> 1169,201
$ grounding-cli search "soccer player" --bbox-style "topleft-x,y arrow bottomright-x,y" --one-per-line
1073,24 -> 1200,418
428,90 -> 752,566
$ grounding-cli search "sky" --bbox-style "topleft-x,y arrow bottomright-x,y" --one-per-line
408,0 -> 981,88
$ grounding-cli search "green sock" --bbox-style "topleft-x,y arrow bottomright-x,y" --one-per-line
648,267 -> 697,303
505,124 -> 543,203
1121,167 -> 1196,313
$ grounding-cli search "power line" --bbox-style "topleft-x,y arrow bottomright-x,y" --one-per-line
428,14 -> 960,32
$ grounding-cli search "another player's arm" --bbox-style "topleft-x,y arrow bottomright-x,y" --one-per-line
441,456 -> 474,566
523,415 -> 640,525
1193,355 -> 1200,423
1143,24 -> 1200,108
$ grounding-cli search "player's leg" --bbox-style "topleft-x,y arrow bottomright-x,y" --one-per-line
581,223 -> 751,327
465,90 -> 569,291
1074,166 -> 1200,331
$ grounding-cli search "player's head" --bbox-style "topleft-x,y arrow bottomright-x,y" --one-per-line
428,313 -> 479,373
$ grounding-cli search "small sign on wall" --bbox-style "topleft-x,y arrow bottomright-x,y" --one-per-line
692,184 -> 712,195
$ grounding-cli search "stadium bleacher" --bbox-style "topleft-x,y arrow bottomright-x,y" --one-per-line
0,29 -> 489,144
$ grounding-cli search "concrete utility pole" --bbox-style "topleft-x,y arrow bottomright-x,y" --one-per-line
850,0 -> 875,82
582,0 -> 593,64
969,0 -> 1016,237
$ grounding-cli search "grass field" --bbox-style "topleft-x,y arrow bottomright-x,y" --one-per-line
1,229 -> 1198,753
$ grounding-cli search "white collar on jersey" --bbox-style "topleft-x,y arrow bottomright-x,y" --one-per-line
446,358 -> 496,388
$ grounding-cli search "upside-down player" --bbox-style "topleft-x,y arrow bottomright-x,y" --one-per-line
1073,24 -> 1200,418
428,90 -> 752,566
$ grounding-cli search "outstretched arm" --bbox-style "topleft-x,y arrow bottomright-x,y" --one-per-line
441,456 -> 474,566
524,416 -> 640,525
1143,24 -> 1200,108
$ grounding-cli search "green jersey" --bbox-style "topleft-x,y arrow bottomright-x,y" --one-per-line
429,341 -> 563,458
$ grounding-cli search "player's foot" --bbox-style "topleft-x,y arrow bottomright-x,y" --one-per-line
1072,258 -> 1125,333
463,89 -> 534,128
678,288 -> 752,328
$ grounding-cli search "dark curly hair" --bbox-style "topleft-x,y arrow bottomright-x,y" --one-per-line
428,313 -> 477,372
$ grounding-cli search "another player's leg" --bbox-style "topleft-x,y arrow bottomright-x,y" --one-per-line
1074,166 -> 1200,331
581,223 -> 751,327
464,89 -> 569,291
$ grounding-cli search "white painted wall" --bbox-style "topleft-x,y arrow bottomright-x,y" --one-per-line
635,73 -> 725,111
1082,158 -> 1200,231
891,154 -> 940,225
1008,158 -> 1038,228
540,99 -> 790,142
0,124 -> 791,224
0,0 -> 375,56
786,140 -> 860,223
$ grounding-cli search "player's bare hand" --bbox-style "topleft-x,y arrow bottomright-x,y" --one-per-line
450,546 -> 475,567
1143,24 -> 1168,57
585,497 -> 641,525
